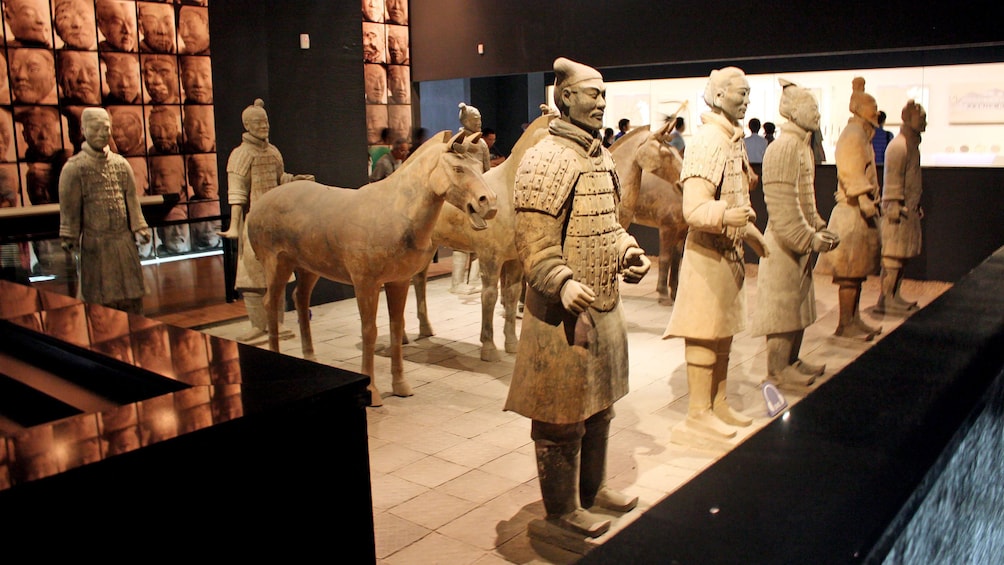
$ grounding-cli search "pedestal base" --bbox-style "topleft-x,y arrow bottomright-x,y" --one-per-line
527,519 -> 600,555
669,420 -> 738,451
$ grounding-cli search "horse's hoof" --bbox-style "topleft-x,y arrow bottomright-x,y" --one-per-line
481,346 -> 500,362
368,388 -> 383,407
504,340 -> 518,354
402,334 -> 410,345
419,324 -> 434,338
392,381 -> 413,397
658,295 -> 674,306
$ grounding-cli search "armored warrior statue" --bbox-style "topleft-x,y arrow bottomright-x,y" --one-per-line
507,57 -> 650,543
816,77 -> 882,340
751,79 -> 839,389
664,67 -> 769,443
449,102 -> 490,295
59,107 -> 150,314
876,99 -> 927,314
219,99 -> 313,343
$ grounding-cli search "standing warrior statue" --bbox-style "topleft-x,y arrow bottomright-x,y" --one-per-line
663,67 -> 769,442
816,77 -> 882,340
876,99 -> 927,314
507,57 -> 650,542
219,99 -> 313,343
449,102 -> 490,295
751,79 -> 839,390
59,107 -> 150,315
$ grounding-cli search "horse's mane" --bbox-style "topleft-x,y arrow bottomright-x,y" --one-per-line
495,114 -> 554,193
608,124 -> 651,155
394,129 -> 450,173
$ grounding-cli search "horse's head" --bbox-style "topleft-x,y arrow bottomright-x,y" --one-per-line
436,130 -> 497,230
636,119 -> 684,186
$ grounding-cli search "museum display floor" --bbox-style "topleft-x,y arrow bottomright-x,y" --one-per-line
198,264 -> 952,564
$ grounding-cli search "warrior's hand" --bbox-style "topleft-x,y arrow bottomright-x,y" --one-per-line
60,237 -> 76,253
858,194 -> 878,218
621,247 -> 651,284
811,230 -> 839,253
293,174 -> 315,182
885,201 -> 904,223
135,228 -> 152,245
724,205 -> 755,228
560,279 -> 595,315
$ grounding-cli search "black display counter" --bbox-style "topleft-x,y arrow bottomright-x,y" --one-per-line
581,247 -> 1004,563
0,280 -> 374,561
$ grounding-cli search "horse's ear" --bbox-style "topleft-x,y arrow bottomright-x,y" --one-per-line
468,132 -> 483,145
442,130 -> 455,143
447,130 -> 466,152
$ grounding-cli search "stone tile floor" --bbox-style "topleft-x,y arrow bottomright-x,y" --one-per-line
201,264 -> 952,564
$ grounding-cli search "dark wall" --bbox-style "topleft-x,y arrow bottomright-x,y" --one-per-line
210,0 -> 368,189
410,0 -> 1004,81
471,74 -> 532,159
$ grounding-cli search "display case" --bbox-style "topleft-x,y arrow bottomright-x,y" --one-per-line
0,279 -> 374,560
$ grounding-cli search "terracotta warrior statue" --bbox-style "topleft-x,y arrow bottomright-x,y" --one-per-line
507,57 -> 650,541
59,107 -> 150,315
815,77 -> 882,340
663,67 -> 769,442
449,102 -> 490,295
876,99 -> 927,314
751,79 -> 839,389
219,99 -> 313,343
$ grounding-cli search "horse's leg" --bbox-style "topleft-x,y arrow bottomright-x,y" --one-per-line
292,270 -> 320,360
478,257 -> 500,362
657,226 -> 673,305
384,280 -> 413,397
262,253 -> 294,353
355,285 -> 383,407
499,258 -> 522,354
412,264 -> 434,338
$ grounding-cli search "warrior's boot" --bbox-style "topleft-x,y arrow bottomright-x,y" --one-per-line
450,251 -> 477,294
534,440 -> 610,538
877,264 -> 918,314
766,332 -> 816,389
790,330 -> 825,377
835,280 -> 880,340
580,409 -> 637,513
239,292 -> 293,343
712,339 -> 752,426
684,341 -> 736,438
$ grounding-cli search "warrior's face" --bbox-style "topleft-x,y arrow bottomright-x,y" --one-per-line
563,79 -> 606,133
717,75 -> 750,123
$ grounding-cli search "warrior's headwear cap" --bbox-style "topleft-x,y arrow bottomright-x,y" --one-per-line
777,78 -> 816,121
242,98 -> 267,126
901,98 -> 925,123
81,106 -> 110,126
552,57 -> 602,109
458,102 -> 481,121
848,77 -> 875,116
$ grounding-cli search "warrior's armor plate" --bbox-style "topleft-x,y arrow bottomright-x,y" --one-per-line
227,135 -> 294,290
515,136 -> 624,311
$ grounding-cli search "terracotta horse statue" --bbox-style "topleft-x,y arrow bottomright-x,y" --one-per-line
246,131 -> 497,406
610,119 -> 686,304
411,114 -> 553,361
